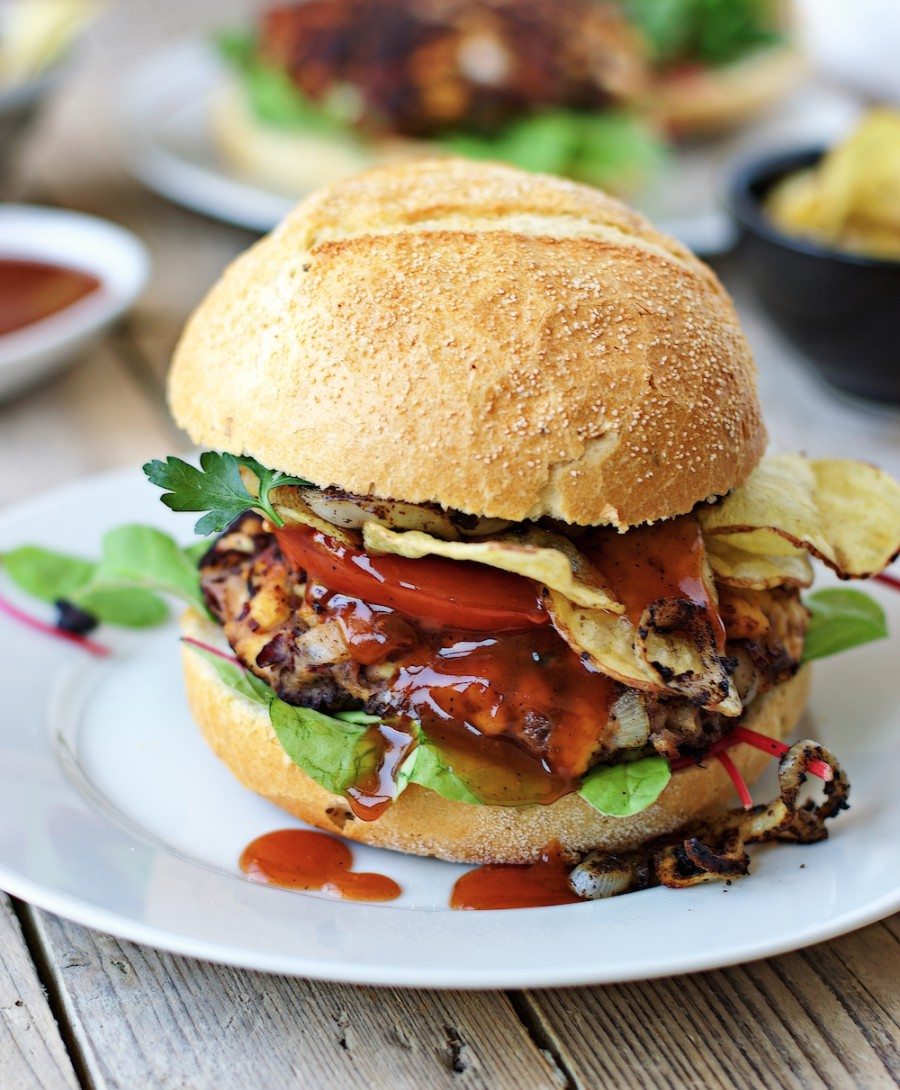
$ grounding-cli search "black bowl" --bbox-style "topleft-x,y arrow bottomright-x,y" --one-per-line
728,148 -> 900,404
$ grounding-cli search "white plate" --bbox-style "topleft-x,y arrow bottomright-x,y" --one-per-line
0,205 -> 149,402
121,38 -> 861,254
0,467 -> 898,987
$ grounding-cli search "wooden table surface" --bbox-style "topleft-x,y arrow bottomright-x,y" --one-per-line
1,4 -> 899,1088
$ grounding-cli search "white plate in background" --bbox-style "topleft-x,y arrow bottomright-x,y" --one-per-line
0,467 -> 898,987
121,38 -> 861,253
0,205 -> 149,401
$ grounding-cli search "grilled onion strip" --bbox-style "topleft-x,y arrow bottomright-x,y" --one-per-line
569,741 -> 849,898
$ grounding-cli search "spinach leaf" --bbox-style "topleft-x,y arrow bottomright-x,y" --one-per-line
2,545 -> 96,602
401,735 -> 481,805
187,642 -> 273,706
579,756 -> 671,817
803,588 -> 888,662
92,526 -> 207,612
269,698 -> 375,796
2,543 -> 168,628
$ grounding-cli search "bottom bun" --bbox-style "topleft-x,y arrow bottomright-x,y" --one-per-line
211,76 -> 428,196
181,609 -> 812,864
658,44 -> 806,138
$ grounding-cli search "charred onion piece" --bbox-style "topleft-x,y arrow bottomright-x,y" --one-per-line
570,741 -> 849,898
636,597 -> 741,716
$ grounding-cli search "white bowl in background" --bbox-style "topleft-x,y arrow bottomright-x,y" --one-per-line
0,204 -> 149,401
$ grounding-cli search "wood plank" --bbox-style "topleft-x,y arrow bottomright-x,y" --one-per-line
25,908 -> 564,1090
520,916 -> 900,1090
0,895 -> 80,1090
0,334 -> 179,507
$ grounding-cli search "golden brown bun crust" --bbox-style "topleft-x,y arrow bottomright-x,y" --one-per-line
169,158 -> 765,529
181,610 -> 809,865
659,44 -> 806,138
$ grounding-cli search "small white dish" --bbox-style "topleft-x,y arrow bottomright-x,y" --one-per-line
0,467 -> 898,987
0,204 -> 149,402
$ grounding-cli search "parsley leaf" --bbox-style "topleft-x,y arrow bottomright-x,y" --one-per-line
143,451 -> 311,535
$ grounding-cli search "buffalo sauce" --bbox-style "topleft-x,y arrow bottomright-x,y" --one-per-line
239,828 -> 401,901
382,628 -> 615,805
584,515 -> 726,650
0,258 -> 100,336
345,720 -> 418,820
314,585 -> 616,809
277,516 -> 719,819
450,842 -> 582,910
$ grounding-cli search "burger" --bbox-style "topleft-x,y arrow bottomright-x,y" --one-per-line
623,0 -> 805,137
214,0 -> 662,197
213,0 -> 802,210
141,159 -> 899,896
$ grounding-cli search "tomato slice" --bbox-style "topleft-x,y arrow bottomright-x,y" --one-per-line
274,524 -> 547,631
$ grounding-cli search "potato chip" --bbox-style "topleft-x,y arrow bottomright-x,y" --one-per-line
706,536 -> 814,590
546,590 -> 658,689
364,523 -> 623,612
546,591 -> 741,715
699,455 -> 900,578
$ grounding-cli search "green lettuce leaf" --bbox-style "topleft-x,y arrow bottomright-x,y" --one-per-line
1,529 -> 210,628
217,30 -> 350,134
269,698 -> 377,796
183,539 -> 213,566
621,0 -> 781,67
440,109 -> 663,193
74,586 -> 168,628
1,545 -> 95,601
92,526 -> 207,612
802,588 -> 888,662
191,643 -> 482,804
400,731 -> 482,805
579,756 -> 671,817
187,643 -> 273,706
188,644 -> 673,815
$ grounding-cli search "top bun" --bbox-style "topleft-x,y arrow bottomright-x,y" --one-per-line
169,158 -> 765,529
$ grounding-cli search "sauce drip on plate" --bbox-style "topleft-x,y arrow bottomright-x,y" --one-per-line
239,829 -> 401,902
451,842 -> 582,910
0,258 -> 100,336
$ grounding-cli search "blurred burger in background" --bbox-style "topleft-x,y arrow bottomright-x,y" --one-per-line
624,0 -> 804,136
214,0 -> 663,197
214,0 -> 803,201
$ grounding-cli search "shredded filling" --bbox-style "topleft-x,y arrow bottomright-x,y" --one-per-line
200,512 -> 808,784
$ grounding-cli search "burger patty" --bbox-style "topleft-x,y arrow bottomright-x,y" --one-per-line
260,0 -> 647,136
199,513 -> 807,774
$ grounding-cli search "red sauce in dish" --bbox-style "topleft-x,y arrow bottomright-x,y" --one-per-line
0,258 -> 100,336
584,515 -> 726,650
450,842 -> 582,910
239,828 -> 401,901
